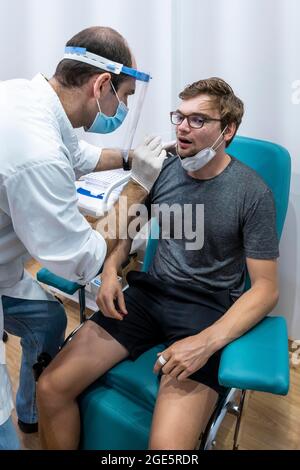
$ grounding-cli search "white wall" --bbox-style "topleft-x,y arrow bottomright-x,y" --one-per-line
0,0 -> 174,146
1,0 -> 299,337
171,0 -> 300,338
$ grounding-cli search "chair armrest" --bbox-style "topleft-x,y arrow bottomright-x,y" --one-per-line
36,268 -> 82,295
218,316 -> 289,395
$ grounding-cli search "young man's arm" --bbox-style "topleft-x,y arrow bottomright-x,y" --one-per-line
94,136 -> 165,258
96,238 -> 133,320
94,179 -> 146,257
204,257 -> 279,349
154,258 -> 279,380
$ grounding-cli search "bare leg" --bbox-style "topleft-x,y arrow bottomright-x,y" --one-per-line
37,320 -> 128,450
149,375 -> 218,450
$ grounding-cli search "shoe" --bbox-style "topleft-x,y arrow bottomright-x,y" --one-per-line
2,331 -> 8,343
17,419 -> 38,434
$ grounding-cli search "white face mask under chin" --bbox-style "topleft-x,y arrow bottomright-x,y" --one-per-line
179,126 -> 228,172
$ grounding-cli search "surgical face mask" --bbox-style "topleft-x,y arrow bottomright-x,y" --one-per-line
179,125 -> 228,172
86,81 -> 128,134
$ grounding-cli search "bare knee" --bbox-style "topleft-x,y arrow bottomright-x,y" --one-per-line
37,370 -> 56,405
148,435 -> 173,450
37,368 -> 71,411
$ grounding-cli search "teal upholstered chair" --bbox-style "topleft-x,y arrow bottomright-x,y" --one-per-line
37,136 -> 291,450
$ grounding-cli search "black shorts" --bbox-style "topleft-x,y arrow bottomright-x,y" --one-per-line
90,271 -> 233,395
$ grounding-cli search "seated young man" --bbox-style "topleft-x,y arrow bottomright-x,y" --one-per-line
37,77 -> 279,450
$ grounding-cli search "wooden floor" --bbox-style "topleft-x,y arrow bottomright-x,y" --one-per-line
5,260 -> 300,450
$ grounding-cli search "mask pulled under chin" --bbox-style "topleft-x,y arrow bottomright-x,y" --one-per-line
180,147 -> 216,172
178,125 -> 228,172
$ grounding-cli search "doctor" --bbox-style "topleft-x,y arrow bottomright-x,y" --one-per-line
0,25 -> 166,436
0,329 -> 20,449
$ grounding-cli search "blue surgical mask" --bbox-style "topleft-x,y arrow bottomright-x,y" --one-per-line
86,82 -> 128,134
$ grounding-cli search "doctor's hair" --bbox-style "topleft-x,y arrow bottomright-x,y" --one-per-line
54,26 -> 132,91
179,77 -> 244,147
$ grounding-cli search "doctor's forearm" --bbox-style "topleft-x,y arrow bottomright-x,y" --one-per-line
95,180 -> 147,256
94,149 -> 133,171
203,280 -> 279,354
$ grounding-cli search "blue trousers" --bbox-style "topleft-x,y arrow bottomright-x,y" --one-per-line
3,296 -> 67,424
0,416 -> 20,450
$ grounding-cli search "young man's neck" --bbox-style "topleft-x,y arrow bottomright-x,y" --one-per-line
188,151 -> 231,180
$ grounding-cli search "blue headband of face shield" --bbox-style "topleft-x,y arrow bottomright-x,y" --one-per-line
63,47 -> 151,134
63,47 -> 151,82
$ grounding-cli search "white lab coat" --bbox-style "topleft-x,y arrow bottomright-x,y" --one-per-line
0,74 -> 107,414
0,72 -> 108,296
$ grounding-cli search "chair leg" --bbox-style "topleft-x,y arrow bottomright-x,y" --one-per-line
57,287 -> 86,350
230,390 -> 247,450
60,323 -> 84,349
78,287 -> 86,324
199,388 -> 239,450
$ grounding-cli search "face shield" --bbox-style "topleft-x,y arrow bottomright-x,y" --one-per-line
63,47 -> 151,165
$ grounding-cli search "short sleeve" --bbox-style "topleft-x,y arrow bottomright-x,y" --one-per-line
72,140 -> 101,179
243,189 -> 279,259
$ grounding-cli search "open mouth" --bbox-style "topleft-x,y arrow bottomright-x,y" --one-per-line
178,136 -> 193,148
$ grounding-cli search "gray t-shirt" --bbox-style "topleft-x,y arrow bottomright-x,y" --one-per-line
147,154 -> 279,299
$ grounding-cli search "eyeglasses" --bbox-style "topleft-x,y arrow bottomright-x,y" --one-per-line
170,111 -> 221,129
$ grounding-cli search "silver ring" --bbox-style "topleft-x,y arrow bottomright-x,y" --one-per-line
158,354 -> 167,366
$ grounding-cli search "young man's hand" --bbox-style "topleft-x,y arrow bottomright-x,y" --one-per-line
96,271 -> 128,321
153,329 -> 216,381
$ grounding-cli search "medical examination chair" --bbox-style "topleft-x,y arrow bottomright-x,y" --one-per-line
37,136 -> 291,450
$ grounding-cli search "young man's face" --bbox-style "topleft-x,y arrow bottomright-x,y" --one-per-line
175,94 -> 224,158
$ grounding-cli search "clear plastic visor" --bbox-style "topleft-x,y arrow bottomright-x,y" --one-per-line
63,47 -> 151,158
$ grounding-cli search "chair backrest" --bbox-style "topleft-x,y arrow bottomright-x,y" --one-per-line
227,136 -> 291,238
142,135 -> 291,273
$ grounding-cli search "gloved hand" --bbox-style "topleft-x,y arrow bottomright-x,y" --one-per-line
130,135 -> 167,193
